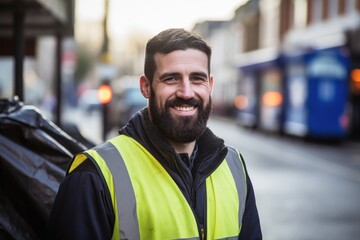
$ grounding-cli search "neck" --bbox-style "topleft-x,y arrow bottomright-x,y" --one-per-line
169,140 -> 196,156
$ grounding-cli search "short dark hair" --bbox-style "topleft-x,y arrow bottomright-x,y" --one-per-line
144,28 -> 212,82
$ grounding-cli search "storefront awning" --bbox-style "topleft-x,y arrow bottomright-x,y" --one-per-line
0,0 -> 74,37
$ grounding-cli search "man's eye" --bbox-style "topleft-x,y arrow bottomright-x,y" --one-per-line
164,77 -> 177,83
192,77 -> 206,83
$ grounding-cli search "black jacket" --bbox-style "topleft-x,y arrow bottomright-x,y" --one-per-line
48,108 -> 262,239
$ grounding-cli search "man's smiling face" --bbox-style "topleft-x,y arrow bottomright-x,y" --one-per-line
147,48 -> 214,143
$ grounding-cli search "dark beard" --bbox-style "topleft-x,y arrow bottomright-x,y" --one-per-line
149,89 -> 212,143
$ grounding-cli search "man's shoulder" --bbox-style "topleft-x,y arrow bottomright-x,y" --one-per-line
225,145 -> 248,174
69,157 -> 99,175
226,145 -> 243,158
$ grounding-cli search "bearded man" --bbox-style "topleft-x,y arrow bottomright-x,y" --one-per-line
48,28 -> 262,240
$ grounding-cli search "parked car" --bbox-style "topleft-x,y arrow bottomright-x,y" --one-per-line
108,76 -> 147,131
78,89 -> 102,112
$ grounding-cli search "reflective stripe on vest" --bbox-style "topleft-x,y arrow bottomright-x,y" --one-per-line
69,135 -> 247,240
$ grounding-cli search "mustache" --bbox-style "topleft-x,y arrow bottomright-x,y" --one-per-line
165,98 -> 201,108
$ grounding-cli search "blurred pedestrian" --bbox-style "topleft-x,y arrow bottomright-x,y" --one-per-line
48,28 -> 262,240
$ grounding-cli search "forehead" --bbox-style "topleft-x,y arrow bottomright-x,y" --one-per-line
154,49 -> 209,74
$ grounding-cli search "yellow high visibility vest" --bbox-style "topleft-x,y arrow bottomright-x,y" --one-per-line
69,135 -> 247,240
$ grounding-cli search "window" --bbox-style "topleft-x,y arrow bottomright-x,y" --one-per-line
312,0 -> 323,23
345,0 -> 357,13
294,0 -> 308,27
328,0 -> 339,18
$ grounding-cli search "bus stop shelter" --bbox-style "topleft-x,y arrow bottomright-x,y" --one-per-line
0,1 -> 78,239
0,0 -> 75,127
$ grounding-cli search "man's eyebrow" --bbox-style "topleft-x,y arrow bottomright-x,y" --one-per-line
159,71 -> 208,80
190,71 -> 208,79
159,72 -> 180,80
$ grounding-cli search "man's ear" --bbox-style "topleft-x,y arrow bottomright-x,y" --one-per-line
140,75 -> 151,98
209,75 -> 214,95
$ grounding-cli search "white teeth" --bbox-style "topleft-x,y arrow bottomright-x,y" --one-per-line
175,106 -> 194,111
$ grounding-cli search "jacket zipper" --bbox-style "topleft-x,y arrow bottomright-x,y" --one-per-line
174,153 -> 208,240
191,175 -> 207,240
200,227 -> 205,240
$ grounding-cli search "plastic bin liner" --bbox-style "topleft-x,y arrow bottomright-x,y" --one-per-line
0,97 -> 89,240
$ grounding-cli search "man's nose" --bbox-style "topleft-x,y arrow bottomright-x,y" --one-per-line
176,79 -> 194,99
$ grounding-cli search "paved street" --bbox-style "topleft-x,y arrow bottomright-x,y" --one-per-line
208,117 -> 360,240
64,106 -> 360,240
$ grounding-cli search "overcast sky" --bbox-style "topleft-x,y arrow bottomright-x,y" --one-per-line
77,0 -> 246,37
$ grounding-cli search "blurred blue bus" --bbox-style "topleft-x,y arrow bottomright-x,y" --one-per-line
283,46 -> 350,139
235,45 -> 351,140
235,48 -> 284,133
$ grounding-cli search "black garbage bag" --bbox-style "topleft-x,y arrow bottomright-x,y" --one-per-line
0,97 -> 91,240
